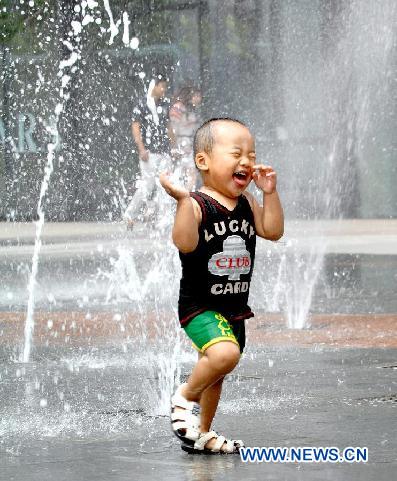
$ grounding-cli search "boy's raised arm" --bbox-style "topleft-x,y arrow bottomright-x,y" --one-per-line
159,173 -> 200,253
248,164 -> 284,241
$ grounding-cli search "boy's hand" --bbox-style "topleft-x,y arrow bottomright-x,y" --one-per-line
252,164 -> 277,194
159,172 -> 190,200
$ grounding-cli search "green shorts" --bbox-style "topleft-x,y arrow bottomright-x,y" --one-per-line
184,310 -> 246,354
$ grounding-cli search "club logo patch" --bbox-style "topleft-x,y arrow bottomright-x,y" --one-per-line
208,235 -> 251,280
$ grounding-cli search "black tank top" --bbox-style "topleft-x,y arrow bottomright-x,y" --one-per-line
178,191 -> 256,326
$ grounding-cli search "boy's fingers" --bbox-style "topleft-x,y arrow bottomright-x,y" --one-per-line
252,165 -> 276,178
252,164 -> 274,172
159,172 -> 171,186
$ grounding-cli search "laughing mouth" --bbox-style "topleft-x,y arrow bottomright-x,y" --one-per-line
233,171 -> 249,181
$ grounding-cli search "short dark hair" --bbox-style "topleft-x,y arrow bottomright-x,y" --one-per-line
173,84 -> 200,107
193,117 -> 247,159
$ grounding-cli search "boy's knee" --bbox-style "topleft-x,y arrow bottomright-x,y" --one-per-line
206,342 -> 241,374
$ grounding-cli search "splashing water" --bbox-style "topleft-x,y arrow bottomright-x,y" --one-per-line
2,0 -> 394,446
101,223 -> 184,414
254,235 -> 326,329
256,0 -> 397,329
283,239 -> 327,329
21,0 -> 131,362
104,246 -> 144,303
21,68 -> 80,362
21,141 -> 58,362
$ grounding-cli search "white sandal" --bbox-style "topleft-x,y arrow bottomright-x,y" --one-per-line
181,430 -> 244,454
170,383 -> 201,445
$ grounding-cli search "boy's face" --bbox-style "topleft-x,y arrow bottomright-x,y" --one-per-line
201,121 -> 256,198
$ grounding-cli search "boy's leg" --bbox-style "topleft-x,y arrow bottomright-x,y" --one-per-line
199,377 -> 231,451
172,313 -> 244,450
175,342 -> 239,451
199,375 -> 224,432
198,321 -> 245,438
182,341 -> 240,402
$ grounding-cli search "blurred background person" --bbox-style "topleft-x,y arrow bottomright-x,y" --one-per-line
124,74 -> 172,229
169,83 -> 202,190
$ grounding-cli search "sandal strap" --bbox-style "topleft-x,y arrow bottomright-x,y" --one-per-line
171,384 -> 200,412
171,416 -> 200,431
171,410 -> 199,425
194,430 -> 218,450
212,435 -> 227,452
213,436 -> 239,453
172,423 -> 200,441
232,439 -> 245,447
170,384 -> 201,442
202,431 -> 244,453
222,439 -> 236,453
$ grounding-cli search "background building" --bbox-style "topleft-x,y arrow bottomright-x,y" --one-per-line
1,0 -> 396,220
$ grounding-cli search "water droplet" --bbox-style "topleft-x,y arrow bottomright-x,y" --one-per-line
130,37 -> 139,50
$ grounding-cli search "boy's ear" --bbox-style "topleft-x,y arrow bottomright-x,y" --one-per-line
195,152 -> 209,171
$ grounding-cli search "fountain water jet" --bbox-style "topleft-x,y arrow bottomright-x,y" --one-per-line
20,0 -> 130,362
252,0 -> 397,329
21,141 -> 58,362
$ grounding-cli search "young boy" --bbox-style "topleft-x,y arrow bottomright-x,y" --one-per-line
159,118 -> 284,454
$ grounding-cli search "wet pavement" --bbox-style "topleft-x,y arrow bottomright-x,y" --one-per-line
1,345 -> 396,481
1,221 -> 396,480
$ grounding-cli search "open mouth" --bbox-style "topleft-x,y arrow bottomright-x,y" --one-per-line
232,171 -> 250,186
